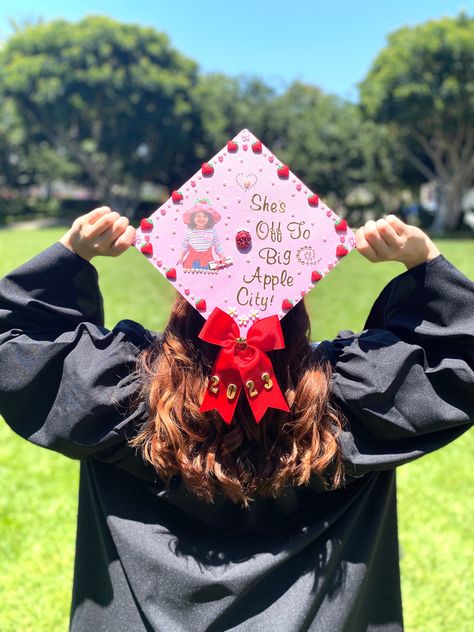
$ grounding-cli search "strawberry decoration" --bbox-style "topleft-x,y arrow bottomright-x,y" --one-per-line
308,194 -> 319,207
140,242 -> 153,256
335,218 -> 348,232
202,162 -> 214,176
171,190 -> 183,202
277,164 -> 289,178
336,245 -> 349,257
311,271 -> 323,283
165,268 -> 177,280
227,140 -> 238,152
252,140 -> 262,153
140,218 -> 153,231
235,230 -> 252,250
282,298 -> 294,310
195,298 -> 207,311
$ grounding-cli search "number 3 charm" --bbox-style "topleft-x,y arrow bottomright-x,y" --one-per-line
261,372 -> 273,390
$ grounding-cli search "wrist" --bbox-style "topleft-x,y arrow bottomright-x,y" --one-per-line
59,234 -> 94,262
402,239 -> 441,270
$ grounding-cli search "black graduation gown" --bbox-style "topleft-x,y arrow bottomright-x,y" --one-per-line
0,241 -> 472,632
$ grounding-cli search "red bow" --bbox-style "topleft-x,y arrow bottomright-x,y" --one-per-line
199,308 -> 290,424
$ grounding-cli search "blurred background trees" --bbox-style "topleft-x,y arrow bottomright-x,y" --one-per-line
1,16 -> 203,216
359,13 -> 474,232
0,13 -> 473,232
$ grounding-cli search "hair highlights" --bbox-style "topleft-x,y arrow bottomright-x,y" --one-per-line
128,294 -> 346,508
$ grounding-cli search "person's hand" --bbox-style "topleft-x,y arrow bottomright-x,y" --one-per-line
59,206 -> 136,261
355,215 -> 441,270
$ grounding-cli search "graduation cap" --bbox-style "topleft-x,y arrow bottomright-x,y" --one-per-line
134,129 -> 355,424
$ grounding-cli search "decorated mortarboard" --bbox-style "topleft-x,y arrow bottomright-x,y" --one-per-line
134,129 -> 355,424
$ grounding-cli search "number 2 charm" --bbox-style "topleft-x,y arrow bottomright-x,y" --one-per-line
246,380 -> 258,398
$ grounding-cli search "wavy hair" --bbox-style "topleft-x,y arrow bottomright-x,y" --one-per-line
128,294 -> 346,508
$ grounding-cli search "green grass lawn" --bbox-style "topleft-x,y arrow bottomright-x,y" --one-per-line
0,227 -> 473,631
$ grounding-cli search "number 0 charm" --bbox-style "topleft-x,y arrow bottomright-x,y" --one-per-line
226,384 -> 237,400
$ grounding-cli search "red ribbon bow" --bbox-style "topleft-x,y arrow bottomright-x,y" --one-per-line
199,308 -> 290,424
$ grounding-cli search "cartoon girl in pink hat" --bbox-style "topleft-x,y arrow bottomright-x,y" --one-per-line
177,199 -> 228,270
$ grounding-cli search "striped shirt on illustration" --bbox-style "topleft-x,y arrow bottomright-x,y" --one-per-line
182,228 -> 223,254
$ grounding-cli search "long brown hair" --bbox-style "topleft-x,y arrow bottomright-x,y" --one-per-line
128,294 -> 346,508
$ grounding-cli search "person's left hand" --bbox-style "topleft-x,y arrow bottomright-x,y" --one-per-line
60,206 -> 136,261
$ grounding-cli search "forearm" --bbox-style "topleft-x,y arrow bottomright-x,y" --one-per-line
0,242 -> 104,332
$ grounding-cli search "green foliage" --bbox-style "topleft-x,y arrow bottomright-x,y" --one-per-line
0,229 -> 472,631
180,76 -> 404,219
359,13 -> 474,230
193,73 -> 275,152
0,16 -> 203,213
256,82 -> 404,218
0,98 -> 78,190
359,13 -> 474,132
0,13 -> 472,230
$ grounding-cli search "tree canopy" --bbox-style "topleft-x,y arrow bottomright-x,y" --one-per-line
0,13 -> 472,230
359,13 -> 474,230
0,15 -> 203,213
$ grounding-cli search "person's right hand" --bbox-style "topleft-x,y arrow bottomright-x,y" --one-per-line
355,214 -> 441,270
59,206 -> 136,261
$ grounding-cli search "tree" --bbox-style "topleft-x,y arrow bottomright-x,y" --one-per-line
257,81 -> 401,218
193,73 -> 275,152
0,98 -> 80,222
0,16 -> 203,215
359,13 -> 474,231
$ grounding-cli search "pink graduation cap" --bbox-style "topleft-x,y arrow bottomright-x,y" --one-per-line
134,129 -> 355,424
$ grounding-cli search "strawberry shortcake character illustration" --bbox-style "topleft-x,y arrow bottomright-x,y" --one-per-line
177,199 -> 231,271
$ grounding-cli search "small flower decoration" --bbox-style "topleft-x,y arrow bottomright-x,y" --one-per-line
227,306 -> 238,318
249,309 -> 259,321
238,314 -> 249,326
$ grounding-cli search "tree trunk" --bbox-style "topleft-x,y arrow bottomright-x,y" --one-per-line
406,127 -> 474,234
431,179 -> 467,233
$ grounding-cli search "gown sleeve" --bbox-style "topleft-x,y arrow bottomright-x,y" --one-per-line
321,254 -> 474,477
0,241 -> 155,462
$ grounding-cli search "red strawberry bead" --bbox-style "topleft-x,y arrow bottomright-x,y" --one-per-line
140,242 -> 153,256
336,245 -> 349,257
235,230 -> 252,250
171,190 -> 183,202
335,218 -> 347,232
277,164 -> 289,178
202,162 -> 214,176
165,268 -> 177,280
252,140 -> 262,153
140,218 -> 153,231
282,298 -> 294,310
227,140 -> 238,152
308,194 -> 319,207
195,298 -> 207,311
311,271 -> 323,283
